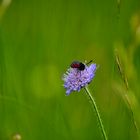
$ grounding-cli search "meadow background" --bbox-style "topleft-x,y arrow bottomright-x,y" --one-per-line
0,0 -> 140,140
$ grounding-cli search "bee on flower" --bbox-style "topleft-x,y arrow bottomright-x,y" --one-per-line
62,60 -> 97,95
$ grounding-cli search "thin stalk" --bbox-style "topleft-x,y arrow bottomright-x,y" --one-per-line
115,49 -> 139,136
84,86 -> 108,140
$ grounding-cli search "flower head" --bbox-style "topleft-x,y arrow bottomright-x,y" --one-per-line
62,62 -> 97,95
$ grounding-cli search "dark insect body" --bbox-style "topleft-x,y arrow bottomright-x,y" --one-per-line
70,61 -> 85,70
70,60 -> 92,71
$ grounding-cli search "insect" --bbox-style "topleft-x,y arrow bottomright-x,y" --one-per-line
70,60 -> 92,71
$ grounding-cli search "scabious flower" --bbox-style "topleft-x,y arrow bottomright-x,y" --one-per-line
62,62 -> 107,140
62,63 -> 97,95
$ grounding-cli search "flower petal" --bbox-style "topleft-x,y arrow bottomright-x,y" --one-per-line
62,63 -> 97,95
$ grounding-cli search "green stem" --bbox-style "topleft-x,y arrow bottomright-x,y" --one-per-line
84,86 -> 108,140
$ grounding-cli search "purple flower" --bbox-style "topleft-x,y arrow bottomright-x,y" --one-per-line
62,63 -> 97,95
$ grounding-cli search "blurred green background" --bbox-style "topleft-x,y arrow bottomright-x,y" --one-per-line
0,0 -> 140,140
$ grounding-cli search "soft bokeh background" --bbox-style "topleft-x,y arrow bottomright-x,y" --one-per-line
0,0 -> 140,140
